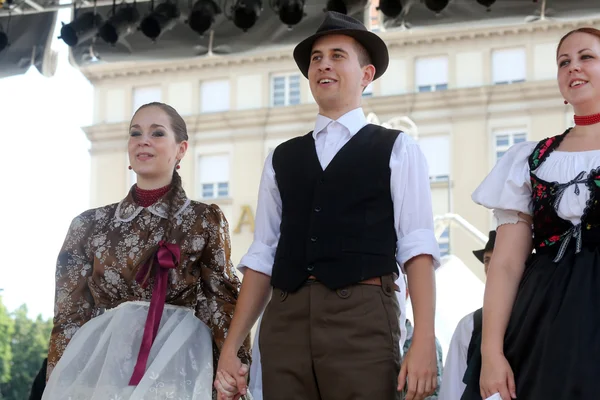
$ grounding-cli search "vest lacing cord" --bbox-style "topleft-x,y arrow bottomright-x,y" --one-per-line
553,223 -> 583,262
551,170 -> 587,262
553,171 -> 587,209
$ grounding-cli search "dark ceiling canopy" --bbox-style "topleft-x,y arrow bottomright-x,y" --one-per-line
0,0 -> 599,78
0,12 -> 57,78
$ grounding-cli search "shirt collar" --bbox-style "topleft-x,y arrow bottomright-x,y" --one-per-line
312,107 -> 368,139
115,184 -> 191,222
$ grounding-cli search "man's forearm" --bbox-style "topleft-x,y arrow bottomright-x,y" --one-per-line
222,269 -> 272,356
405,254 -> 436,341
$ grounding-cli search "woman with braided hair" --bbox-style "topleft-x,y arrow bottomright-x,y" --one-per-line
42,102 -> 251,399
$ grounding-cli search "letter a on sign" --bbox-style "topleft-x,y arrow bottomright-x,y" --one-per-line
234,205 -> 255,234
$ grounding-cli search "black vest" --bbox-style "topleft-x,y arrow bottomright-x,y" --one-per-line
271,124 -> 400,292
467,308 -> 483,363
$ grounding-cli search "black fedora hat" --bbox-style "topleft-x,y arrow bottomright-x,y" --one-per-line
293,11 -> 389,81
473,231 -> 496,263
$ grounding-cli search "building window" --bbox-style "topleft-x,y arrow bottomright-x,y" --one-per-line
492,48 -> 526,85
363,82 -> 374,97
197,154 -> 230,199
415,56 -> 448,92
200,80 -> 230,113
495,130 -> 527,161
133,86 -> 162,112
202,182 -> 229,198
417,135 -> 451,181
438,227 -> 450,257
271,74 -> 301,107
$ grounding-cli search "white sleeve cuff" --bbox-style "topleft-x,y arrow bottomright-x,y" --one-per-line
396,228 -> 441,272
493,209 -> 531,227
237,240 -> 275,277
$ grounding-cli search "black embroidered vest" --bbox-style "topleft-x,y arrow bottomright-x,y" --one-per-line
271,124 -> 400,292
528,128 -> 600,261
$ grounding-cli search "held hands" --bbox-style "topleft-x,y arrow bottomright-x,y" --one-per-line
214,350 -> 249,400
398,336 -> 437,400
480,353 -> 516,400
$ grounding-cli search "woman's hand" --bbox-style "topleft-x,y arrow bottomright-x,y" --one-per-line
480,353 -> 516,400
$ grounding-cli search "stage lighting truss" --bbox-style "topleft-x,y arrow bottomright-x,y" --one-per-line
271,0 -> 306,28
140,0 -> 180,40
224,0 -> 262,32
0,13 -> 9,53
323,0 -> 346,14
99,0 -> 140,45
188,0 -> 221,36
476,0 -> 495,11
377,0 -> 402,19
424,0 -> 448,14
58,4 -> 103,47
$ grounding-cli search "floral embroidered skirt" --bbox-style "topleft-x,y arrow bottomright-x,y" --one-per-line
42,301 -> 215,400
461,246 -> 600,399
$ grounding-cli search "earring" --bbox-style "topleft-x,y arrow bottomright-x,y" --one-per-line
564,100 -> 568,104
176,164 -> 181,170
128,165 -> 133,170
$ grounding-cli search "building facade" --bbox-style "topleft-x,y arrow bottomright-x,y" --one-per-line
80,16 -> 597,281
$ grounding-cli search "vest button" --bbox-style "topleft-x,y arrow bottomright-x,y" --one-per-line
307,265 -> 314,271
314,206 -> 321,212
310,236 -> 318,242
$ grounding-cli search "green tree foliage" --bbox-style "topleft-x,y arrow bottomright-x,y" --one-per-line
0,298 -> 52,400
0,297 -> 14,387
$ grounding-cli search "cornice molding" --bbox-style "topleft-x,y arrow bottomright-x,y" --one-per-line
84,79 -> 562,149
80,49 -> 294,83
79,17 -> 600,83
382,17 -> 600,49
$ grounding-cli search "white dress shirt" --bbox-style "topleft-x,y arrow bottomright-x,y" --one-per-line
242,108 -> 439,399
438,311 -> 475,400
238,107 -> 441,276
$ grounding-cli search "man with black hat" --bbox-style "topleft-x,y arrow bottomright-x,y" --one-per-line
438,231 -> 496,400
214,11 -> 440,400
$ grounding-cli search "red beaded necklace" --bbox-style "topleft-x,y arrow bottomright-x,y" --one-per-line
574,113 -> 600,126
134,184 -> 171,207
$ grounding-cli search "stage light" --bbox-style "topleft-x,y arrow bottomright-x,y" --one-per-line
99,4 -> 140,45
0,31 -> 7,53
140,1 -> 180,40
377,0 -> 402,18
274,0 -> 305,27
188,0 -> 221,36
424,0 -> 448,13
323,0 -> 346,14
477,0 -> 495,11
59,11 -> 103,47
230,0 -> 262,32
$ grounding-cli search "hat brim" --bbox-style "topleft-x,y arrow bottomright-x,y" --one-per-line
473,250 -> 485,263
293,28 -> 389,81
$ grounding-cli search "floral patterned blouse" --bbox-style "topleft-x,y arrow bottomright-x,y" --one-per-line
48,185 -> 251,376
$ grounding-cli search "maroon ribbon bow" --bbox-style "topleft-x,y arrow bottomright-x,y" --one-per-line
129,240 -> 180,386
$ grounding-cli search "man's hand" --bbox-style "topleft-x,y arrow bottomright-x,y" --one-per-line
214,270 -> 271,398
398,336 -> 437,400
214,349 -> 249,400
